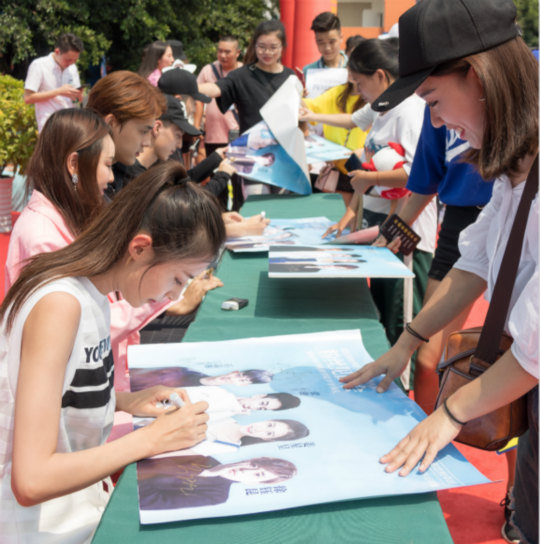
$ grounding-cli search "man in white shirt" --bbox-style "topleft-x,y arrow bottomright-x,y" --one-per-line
24,33 -> 84,131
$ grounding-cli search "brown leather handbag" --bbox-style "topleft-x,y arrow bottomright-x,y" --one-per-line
435,328 -> 527,450
434,156 -> 538,452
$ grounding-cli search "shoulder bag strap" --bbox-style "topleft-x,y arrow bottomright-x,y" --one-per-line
475,155 -> 538,363
210,62 -> 222,81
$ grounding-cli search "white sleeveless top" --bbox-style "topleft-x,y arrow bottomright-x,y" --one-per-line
0,277 -> 115,543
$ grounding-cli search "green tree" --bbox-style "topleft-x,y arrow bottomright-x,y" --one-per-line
0,0 -> 278,78
514,0 -> 538,48
0,0 -> 111,74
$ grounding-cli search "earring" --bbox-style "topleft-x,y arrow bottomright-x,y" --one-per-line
72,173 -> 79,186
479,97 -> 486,102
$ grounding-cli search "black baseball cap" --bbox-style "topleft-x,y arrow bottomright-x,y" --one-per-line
160,94 -> 201,136
372,0 -> 519,112
158,68 -> 211,103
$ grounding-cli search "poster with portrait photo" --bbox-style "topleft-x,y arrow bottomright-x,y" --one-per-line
130,330 -> 490,525
304,133 -> 352,163
225,217 -> 336,253
268,245 -> 415,278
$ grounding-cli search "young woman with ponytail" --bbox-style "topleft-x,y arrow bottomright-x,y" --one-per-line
0,161 -> 225,542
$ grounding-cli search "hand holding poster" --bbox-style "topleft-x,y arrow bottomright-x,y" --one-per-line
225,74 -> 353,194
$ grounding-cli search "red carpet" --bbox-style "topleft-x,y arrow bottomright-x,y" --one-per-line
0,233 -> 509,542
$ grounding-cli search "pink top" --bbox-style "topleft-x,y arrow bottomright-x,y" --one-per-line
5,190 -> 171,391
197,61 -> 242,144
147,68 -> 162,87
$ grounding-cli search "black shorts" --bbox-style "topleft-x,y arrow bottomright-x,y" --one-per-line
428,205 -> 482,281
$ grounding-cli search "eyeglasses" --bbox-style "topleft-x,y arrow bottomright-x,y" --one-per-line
255,44 -> 282,53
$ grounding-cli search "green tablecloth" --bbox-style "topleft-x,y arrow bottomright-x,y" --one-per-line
92,194 -> 452,544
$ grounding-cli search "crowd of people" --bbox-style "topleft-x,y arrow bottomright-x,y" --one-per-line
0,0 -> 537,542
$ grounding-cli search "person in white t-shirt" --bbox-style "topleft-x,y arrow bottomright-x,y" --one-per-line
301,38 -> 437,345
0,161 -> 226,542
24,33 -> 84,132
341,1 -> 538,542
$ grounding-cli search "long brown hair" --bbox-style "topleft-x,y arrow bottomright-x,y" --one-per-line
86,70 -> 166,126
138,41 -> 169,78
25,108 -> 111,235
2,162 -> 225,331
432,37 -> 538,179
337,83 -> 364,113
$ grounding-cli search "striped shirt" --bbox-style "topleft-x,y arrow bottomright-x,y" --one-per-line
0,277 -> 115,543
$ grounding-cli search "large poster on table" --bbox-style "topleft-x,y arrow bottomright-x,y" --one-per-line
129,330 -> 490,525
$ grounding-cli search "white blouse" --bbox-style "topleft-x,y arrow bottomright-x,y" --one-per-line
455,175 -> 538,378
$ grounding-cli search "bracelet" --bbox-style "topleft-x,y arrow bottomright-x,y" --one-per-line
405,323 -> 429,343
443,398 -> 467,426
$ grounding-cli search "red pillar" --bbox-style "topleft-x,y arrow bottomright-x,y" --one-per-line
291,0 -> 334,71
280,0 -> 296,69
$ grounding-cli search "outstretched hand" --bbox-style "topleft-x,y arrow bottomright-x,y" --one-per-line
299,106 -> 315,123
322,215 -> 355,239
373,234 -> 402,253
340,344 -> 413,392
379,406 -> 462,476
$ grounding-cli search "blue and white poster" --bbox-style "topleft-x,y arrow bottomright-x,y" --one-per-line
225,217 -> 335,253
227,122 -> 351,193
304,133 -> 351,163
227,120 -> 310,194
225,75 -> 351,195
129,330 -> 491,525
268,245 -> 415,278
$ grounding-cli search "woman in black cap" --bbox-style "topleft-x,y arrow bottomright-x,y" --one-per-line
340,1 -> 538,542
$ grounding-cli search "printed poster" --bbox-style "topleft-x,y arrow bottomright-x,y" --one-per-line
225,75 -> 351,194
268,245 -> 415,278
304,133 -> 351,163
227,120 -> 310,194
305,67 -> 349,98
225,217 -> 336,253
129,330 -> 491,525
